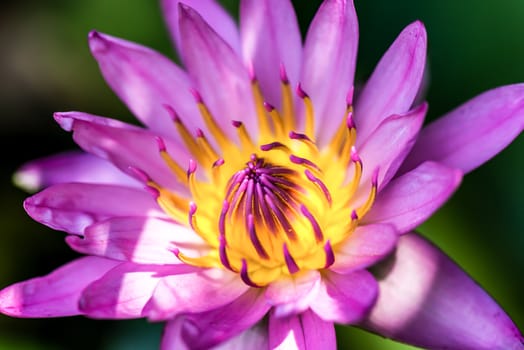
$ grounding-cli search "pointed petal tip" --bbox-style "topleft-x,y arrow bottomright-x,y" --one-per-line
88,30 -> 109,54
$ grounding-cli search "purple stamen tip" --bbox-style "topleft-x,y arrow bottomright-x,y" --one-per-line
283,244 -> 300,274
346,112 -> 355,129
219,235 -> 234,271
128,166 -> 151,183
289,131 -> 311,142
247,214 -> 269,259
279,63 -> 289,84
240,259 -> 261,288
213,158 -> 225,167
189,201 -> 197,216
189,88 -> 203,103
172,247 -> 181,258
196,128 -> 204,138
304,170 -> 332,205
346,86 -> 355,106
231,120 -> 242,128
350,146 -> 361,163
263,101 -> 275,112
144,185 -> 160,199
351,210 -> 359,221
300,204 -> 324,242
155,136 -> 167,152
187,159 -> 197,176
296,83 -> 308,99
162,104 -> 181,123
372,167 -> 380,186
324,241 -> 335,268
247,60 -> 256,82
260,142 -> 286,151
290,155 -> 320,172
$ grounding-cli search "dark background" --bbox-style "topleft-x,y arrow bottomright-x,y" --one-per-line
0,0 -> 522,349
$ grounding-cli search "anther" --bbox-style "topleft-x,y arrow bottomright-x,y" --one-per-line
283,244 -> 300,274
290,155 -> 321,172
213,158 -> 225,167
324,241 -> 335,268
219,234 -> 234,271
247,214 -> 269,259
260,142 -> 289,152
188,201 -> 198,231
187,159 -> 197,178
300,204 -> 324,242
240,259 -> 261,288
279,63 -> 289,84
304,169 -> 332,205
189,88 -> 203,103
127,166 -> 151,183
296,83 -> 308,99
346,86 -> 355,108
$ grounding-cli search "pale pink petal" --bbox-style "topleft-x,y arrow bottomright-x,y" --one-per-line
166,289 -> 269,349
24,183 -> 166,235
144,269 -> 248,321
54,111 -> 190,193
301,0 -> 359,145
362,233 -> 524,350
265,271 -> 321,318
212,322 -> 268,350
79,263 -> 185,319
178,5 -> 256,137
161,0 -> 240,56
0,257 -> 119,317
363,162 -> 462,234
89,31 -> 203,136
13,151 -> 138,192
66,217 -> 208,264
240,0 -> 302,108
402,84 -> 524,174
355,21 -> 427,144
330,224 -> 398,274
310,270 -> 377,324
269,309 -> 336,350
359,102 -> 427,188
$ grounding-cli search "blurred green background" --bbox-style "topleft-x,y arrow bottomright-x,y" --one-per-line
0,0 -> 522,349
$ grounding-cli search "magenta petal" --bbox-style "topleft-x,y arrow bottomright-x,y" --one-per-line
363,161 -> 462,234
0,257 -> 119,317
359,102 -> 427,188
89,31 -> 202,136
54,111 -> 190,192
161,0 -> 240,56
402,83 -> 524,174
13,151 -> 138,192
301,0 -> 359,145
143,269 -> 248,321
79,263 -> 184,319
265,271 -> 321,318
269,309 -> 336,350
355,21 -> 427,144
178,5 -> 256,137
169,289 -> 270,349
66,217 -> 207,264
24,183 -> 165,235
240,0 -> 302,108
330,224 -> 398,274
310,270 -> 377,324
362,233 -> 524,350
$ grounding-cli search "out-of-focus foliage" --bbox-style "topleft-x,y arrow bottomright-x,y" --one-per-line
0,0 -> 522,349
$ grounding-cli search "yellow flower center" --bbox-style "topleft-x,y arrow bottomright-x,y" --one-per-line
146,70 -> 376,287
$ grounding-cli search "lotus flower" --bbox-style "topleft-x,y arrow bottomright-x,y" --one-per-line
2,0 -> 523,349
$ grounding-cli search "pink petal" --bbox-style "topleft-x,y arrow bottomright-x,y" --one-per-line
24,183 -> 165,235
0,257 -> 119,317
13,151 -> 138,192
89,31 -> 203,136
300,0 -> 359,145
359,102 -> 427,188
362,233 -> 524,350
330,224 -> 398,274
363,161 -> 462,234
310,270 -> 377,325
143,269 -> 248,321
240,0 -> 302,108
161,0 -> 240,57
79,263 -> 185,319
269,309 -> 336,350
54,111 -> 190,193
355,21 -> 427,144
178,5 -> 256,137
402,83 -> 524,174
165,289 -> 269,349
265,271 -> 321,318
66,217 -> 208,264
